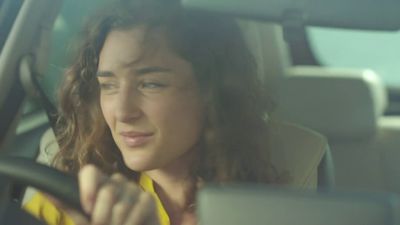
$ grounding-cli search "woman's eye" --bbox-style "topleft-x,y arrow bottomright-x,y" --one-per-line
99,82 -> 118,91
139,81 -> 166,89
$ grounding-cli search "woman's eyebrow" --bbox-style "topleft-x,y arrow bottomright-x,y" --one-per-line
135,66 -> 172,75
96,67 -> 172,77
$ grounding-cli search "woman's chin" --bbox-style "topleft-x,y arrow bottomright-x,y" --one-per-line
123,156 -> 158,172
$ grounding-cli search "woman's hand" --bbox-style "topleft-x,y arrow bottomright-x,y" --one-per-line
63,164 -> 160,225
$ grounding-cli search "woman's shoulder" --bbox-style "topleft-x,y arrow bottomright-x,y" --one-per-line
266,120 -> 328,189
23,191 -> 74,225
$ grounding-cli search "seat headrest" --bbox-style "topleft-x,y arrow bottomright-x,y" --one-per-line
276,66 -> 387,140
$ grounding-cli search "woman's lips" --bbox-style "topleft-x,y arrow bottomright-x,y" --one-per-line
119,132 -> 153,148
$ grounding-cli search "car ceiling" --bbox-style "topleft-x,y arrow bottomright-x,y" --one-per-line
182,0 -> 400,31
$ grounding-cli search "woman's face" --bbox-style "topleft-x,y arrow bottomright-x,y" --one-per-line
97,27 -> 204,172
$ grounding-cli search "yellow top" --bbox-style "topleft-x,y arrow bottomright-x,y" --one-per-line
23,173 -> 170,225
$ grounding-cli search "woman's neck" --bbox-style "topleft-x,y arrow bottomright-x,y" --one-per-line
145,149 -> 198,224
146,168 -> 197,225
145,159 -> 195,210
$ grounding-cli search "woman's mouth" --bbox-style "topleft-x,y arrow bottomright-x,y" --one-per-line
119,131 -> 153,148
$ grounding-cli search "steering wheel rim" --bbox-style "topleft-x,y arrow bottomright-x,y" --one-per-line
0,156 -> 83,212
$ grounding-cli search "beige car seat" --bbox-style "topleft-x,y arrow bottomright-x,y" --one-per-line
277,66 -> 400,193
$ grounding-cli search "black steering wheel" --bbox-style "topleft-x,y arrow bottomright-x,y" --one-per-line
0,156 -> 83,224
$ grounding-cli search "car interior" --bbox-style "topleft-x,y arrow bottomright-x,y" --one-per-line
1,0 -> 400,224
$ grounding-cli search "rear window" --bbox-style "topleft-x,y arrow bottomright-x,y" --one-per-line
308,27 -> 400,88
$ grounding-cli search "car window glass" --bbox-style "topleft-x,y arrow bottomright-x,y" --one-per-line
40,0 -> 107,104
308,27 -> 400,88
20,0 -> 107,117
0,0 -> 23,53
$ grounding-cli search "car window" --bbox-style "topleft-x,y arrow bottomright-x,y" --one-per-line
0,0 -> 23,53
308,27 -> 400,88
40,0 -> 107,103
18,0 -> 107,118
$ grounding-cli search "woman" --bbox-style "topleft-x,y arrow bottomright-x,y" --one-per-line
24,0 -> 323,224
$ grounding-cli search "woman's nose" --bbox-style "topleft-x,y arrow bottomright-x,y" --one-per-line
114,88 -> 142,123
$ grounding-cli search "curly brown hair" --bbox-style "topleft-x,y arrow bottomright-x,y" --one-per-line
53,0 -> 280,184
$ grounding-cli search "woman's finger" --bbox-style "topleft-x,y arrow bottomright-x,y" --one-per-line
91,182 -> 121,225
110,182 -> 141,225
77,166 -> 159,225
78,164 -> 106,214
123,192 -> 159,225
91,172 -> 141,225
